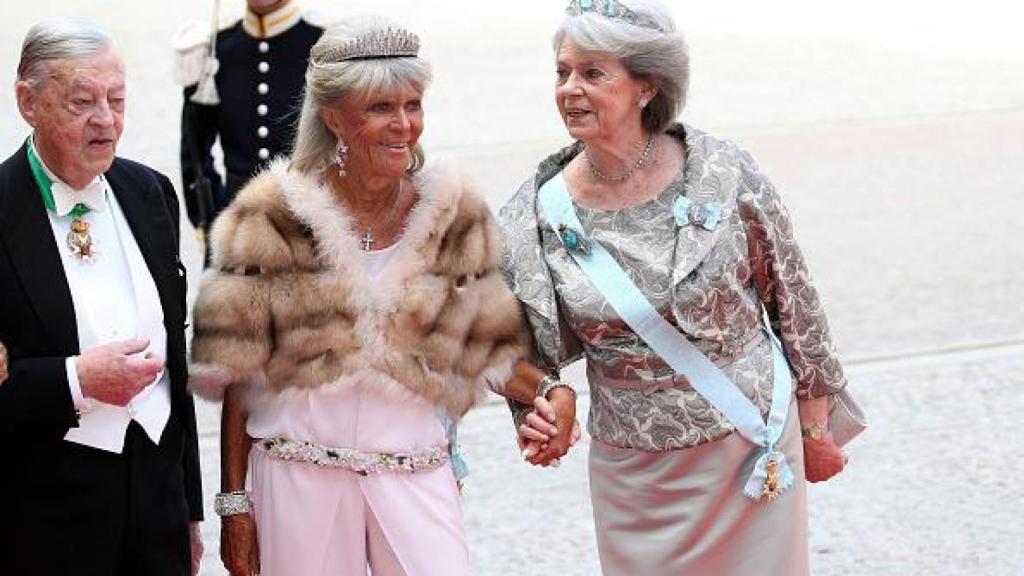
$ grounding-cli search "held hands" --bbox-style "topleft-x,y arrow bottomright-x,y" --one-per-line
517,386 -> 580,467
221,513 -> 259,576
75,338 -> 163,406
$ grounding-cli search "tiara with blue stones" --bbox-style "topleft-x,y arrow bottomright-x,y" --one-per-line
566,0 -> 663,32
315,27 -> 420,64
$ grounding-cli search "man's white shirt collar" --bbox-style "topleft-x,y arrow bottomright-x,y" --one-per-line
29,135 -> 107,216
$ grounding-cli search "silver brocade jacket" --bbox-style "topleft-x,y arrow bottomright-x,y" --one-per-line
499,124 -> 848,451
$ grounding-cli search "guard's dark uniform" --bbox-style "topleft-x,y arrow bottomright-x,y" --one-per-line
176,4 -> 323,229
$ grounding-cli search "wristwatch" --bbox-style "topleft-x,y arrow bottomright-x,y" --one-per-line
801,422 -> 829,441
537,375 -> 574,400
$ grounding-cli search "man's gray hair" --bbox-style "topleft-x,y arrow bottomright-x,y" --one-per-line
17,17 -> 113,90
554,0 -> 689,135
291,15 -> 432,175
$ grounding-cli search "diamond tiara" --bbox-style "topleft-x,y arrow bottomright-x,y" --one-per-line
315,27 -> 421,64
565,0 -> 663,32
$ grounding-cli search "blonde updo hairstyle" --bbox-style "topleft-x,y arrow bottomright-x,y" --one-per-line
554,0 -> 689,135
291,15 -> 432,175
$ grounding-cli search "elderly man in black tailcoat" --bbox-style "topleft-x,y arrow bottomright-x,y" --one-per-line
0,17 -> 203,576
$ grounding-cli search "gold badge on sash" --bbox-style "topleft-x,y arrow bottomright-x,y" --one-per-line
761,457 -> 782,501
68,218 -> 98,262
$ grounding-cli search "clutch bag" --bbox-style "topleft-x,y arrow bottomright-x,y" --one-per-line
829,387 -> 867,447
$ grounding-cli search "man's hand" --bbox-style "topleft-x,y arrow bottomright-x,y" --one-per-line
190,521 -> 203,576
75,338 -> 163,406
221,513 -> 259,576
0,340 -> 8,386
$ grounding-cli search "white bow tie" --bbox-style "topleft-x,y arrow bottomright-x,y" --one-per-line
51,178 -> 107,217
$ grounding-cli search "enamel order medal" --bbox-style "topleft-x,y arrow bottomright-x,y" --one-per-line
25,138 -> 101,263
67,218 -> 98,262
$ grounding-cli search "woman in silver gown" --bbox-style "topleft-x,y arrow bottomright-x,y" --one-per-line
502,1 -> 850,574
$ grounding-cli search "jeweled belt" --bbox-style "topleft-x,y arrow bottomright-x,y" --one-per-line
256,436 -> 448,475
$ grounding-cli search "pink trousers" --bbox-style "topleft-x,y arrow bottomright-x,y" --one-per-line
245,384 -> 469,575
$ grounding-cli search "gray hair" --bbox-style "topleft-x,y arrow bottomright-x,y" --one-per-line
554,0 -> 688,134
17,17 -> 113,90
291,15 -> 433,175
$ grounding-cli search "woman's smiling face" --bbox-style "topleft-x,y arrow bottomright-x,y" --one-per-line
324,84 -> 425,181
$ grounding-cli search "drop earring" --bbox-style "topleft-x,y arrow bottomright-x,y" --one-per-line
335,137 -> 349,177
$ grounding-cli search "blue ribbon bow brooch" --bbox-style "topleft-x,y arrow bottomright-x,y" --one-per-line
673,196 -> 723,231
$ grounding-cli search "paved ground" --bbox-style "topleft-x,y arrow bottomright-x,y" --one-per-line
2,1 -> 1023,574
455,349 -> 1024,576
191,340 -> 1024,576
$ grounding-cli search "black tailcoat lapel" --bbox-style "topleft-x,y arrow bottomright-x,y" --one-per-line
105,160 -> 179,294
0,142 -> 78,354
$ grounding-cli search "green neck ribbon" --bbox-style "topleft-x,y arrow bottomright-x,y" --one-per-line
26,138 -> 93,219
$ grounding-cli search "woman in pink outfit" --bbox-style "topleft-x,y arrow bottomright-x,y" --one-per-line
188,15 -> 576,576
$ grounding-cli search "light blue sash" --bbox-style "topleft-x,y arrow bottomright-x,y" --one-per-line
539,173 -> 795,500
437,411 -> 469,484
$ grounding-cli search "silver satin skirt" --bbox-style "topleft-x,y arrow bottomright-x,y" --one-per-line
588,398 -> 809,576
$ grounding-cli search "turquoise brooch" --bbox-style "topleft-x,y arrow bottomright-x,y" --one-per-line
557,223 -> 591,255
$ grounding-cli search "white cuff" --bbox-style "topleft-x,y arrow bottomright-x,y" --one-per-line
65,356 -> 93,414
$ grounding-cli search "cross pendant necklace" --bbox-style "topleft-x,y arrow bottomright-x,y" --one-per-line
360,230 -> 375,251
355,180 -> 404,252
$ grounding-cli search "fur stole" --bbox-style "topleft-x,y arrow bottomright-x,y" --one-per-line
190,158 -> 527,418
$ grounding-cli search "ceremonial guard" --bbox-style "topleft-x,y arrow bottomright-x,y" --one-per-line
173,0 -> 325,237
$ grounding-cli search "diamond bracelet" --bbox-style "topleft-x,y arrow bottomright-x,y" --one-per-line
214,490 -> 252,517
